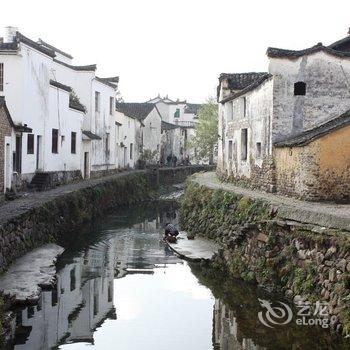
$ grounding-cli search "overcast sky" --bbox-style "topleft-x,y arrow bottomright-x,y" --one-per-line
2,0 -> 350,103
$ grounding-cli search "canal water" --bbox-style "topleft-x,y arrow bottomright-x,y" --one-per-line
8,202 -> 350,349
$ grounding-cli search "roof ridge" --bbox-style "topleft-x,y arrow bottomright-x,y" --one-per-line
37,38 -> 73,59
220,73 -> 272,103
267,44 -> 350,59
53,58 -> 96,71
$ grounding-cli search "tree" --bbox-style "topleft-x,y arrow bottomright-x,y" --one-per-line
190,97 -> 218,164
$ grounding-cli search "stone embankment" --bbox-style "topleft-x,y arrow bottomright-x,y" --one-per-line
180,172 -> 350,336
0,165 -> 213,274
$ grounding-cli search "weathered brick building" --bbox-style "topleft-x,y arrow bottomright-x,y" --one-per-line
217,31 -> 350,201
0,97 -> 14,194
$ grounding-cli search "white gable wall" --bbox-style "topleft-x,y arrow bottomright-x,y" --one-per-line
269,51 -> 350,141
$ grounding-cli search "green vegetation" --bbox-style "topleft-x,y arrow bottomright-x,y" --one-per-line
189,98 -> 218,164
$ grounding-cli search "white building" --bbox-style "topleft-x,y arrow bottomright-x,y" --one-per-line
116,103 -> 162,165
0,27 -> 120,189
115,109 -> 143,168
147,96 -> 202,163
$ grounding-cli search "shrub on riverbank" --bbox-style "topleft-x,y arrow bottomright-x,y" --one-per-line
180,180 -> 350,336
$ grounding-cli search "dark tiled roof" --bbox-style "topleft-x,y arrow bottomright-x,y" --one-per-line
116,102 -> 159,121
274,110 -> 350,147
69,94 -> 86,113
0,96 -> 14,127
37,38 -> 73,59
220,74 -> 272,104
53,58 -> 96,71
184,103 -> 202,115
267,44 -> 350,59
219,72 -> 268,90
328,35 -> 350,52
161,121 -> 180,130
147,96 -> 186,105
49,79 -> 72,92
69,99 -> 86,113
95,76 -> 119,89
82,130 -> 101,140
16,32 -> 56,57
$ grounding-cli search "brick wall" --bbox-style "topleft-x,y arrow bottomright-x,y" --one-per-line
0,107 -> 12,193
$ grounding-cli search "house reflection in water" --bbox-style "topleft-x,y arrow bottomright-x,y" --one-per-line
212,300 -> 265,350
12,204 -> 179,349
13,239 -> 117,349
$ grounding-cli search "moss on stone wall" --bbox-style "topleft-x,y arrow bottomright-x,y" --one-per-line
180,180 -> 350,336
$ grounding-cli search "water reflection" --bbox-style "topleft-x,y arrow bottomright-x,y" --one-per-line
11,203 -> 182,349
7,202 -> 350,350
191,265 -> 350,350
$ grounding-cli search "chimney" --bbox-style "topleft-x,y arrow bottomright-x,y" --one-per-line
4,26 -> 18,43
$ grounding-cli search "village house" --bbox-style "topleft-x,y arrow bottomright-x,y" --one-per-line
115,107 -> 143,168
160,121 -> 183,165
147,95 -> 202,163
217,31 -> 350,201
116,103 -> 162,165
0,27 -> 119,190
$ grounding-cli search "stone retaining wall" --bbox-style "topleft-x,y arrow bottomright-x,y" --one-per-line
180,181 -> 350,336
0,172 -> 154,273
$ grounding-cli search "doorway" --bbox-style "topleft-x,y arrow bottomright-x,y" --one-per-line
4,139 -> 11,191
36,135 -> 43,171
84,152 -> 90,178
123,147 -> 127,167
14,134 -> 22,173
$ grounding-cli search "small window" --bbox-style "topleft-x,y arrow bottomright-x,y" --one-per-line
52,129 -> 58,154
256,142 -> 262,159
294,81 -> 306,96
0,63 -> 3,92
241,129 -> 248,161
243,97 -> 247,117
174,108 -> 180,118
27,134 -> 34,154
228,140 -> 233,159
71,132 -> 76,154
130,143 -> 133,159
95,91 -> 100,112
109,96 -> 114,115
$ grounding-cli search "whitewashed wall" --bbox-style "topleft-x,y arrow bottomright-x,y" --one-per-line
142,108 -> 162,161
115,111 -> 142,168
269,51 -> 350,141
90,80 -> 117,173
220,78 -> 273,177
47,85 -> 84,172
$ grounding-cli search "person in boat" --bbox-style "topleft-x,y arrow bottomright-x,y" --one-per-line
164,223 -> 179,241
